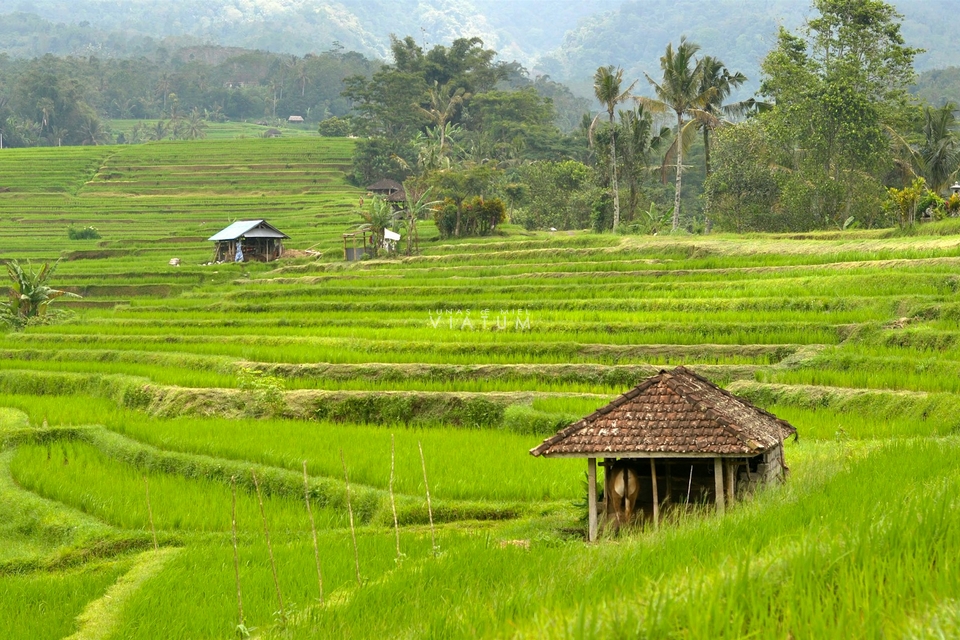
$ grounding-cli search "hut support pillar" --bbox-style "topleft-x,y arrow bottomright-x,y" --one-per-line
587,457 -> 598,542
725,460 -> 736,505
714,458 -> 725,514
649,458 -> 659,529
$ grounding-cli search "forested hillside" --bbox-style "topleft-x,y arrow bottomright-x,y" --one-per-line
4,0 -> 960,95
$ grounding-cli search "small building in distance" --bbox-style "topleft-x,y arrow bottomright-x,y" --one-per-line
208,219 -> 289,263
530,366 -> 796,541
367,179 -> 406,208
287,115 -> 305,123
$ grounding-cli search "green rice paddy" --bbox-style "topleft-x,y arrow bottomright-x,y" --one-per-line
2,137 -> 959,638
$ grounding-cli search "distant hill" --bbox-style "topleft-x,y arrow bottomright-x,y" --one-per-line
534,0 -> 960,99
0,0 -> 618,65
3,0 -> 960,100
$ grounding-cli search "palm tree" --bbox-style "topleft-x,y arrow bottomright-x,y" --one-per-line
591,66 -> 636,231
36,98 -> 54,136
79,117 -> 109,146
919,102 -> 960,194
697,56 -> 747,177
415,82 -> 470,156
155,73 -> 171,113
618,105 -> 669,221
185,108 -> 208,140
640,38 -> 716,231
291,56 -> 309,97
150,119 -> 167,141
2,260 -> 79,329
888,103 -> 960,194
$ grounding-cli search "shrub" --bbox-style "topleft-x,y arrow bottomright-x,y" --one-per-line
317,116 -> 352,137
67,226 -> 101,240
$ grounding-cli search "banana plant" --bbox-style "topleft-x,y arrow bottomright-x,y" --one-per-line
2,259 -> 79,329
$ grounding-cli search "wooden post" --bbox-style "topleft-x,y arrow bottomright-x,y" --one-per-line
714,458 -> 725,514
649,458 -> 659,529
725,459 -> 736,505
587,457 -> 598,542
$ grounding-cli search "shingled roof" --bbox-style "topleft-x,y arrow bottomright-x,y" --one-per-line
366,179 -> 403,193
530,366 -> 796,458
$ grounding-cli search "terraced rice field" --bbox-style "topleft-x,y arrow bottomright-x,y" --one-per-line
2,138 -> 960,638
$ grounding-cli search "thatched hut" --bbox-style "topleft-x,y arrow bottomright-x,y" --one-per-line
366,179 -> 406,208
208,219 -> 289,263
530,366 -> 796,541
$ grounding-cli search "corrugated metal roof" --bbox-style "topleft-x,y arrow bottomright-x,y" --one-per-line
207,220 -> 289,241
530,366 -> 796,458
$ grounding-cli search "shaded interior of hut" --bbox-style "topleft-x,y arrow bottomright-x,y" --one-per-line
213,237 -> 284,262
600,448 -> 785,528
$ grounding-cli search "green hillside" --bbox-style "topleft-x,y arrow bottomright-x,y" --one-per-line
2,138 -> 960,638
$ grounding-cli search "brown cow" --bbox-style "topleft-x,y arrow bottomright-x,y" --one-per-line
608,463 -> 641,524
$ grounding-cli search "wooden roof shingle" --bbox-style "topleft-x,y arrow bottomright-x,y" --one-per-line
530,366 -> 796,458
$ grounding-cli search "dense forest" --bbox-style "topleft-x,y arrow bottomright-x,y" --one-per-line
5,0 -> 960,96
1,0 -> 958,236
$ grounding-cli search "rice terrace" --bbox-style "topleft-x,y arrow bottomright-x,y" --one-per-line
0,132 -> 958,639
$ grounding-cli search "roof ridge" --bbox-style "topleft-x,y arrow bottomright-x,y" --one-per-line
677,366 -> 797,437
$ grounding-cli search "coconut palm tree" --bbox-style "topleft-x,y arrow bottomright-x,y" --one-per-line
155,73 -> 171,113
618,105 -> 669,221
79,116 -> 109,146
415,81 -> 470,156
591,66 -> 636,231
697,55 -> 748,177
919,102 -> 960,194
640,38 -> 716,231
185,108 -> 208,140
36,98 -> 54,136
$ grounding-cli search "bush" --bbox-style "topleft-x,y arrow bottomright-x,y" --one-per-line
67,226 -> 101,240
317,116 -> 352,137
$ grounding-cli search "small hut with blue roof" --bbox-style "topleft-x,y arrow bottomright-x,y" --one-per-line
208,220 -> 289,263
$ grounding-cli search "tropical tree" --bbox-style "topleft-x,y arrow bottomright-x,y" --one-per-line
150,119 -> 167,141
696,56 -> 748,176
617,105 -> 669,221
918,102 -> 960,194
399,183 -> 440,255
155,73 -> 171,113
640,38 -> 716,231
36,97 -> 54,136
357,196 -> 396,257
184,108 -> 208,140
1,260 -> 79,329
590,66 -> 635,231
79,116 -> 109,146
758,0 -> 919,228
415,81 -> 470,156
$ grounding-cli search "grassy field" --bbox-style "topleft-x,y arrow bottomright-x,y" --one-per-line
2,137 -> 960,638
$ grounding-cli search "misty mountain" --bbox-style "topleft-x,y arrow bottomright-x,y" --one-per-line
3,0 -> 618,65
3,0 -> 960,99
